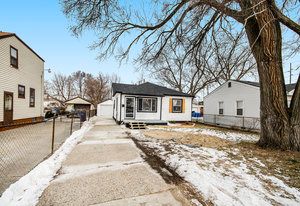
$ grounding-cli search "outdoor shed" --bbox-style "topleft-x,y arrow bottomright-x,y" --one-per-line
65,97 -> 94,113
97,100 -> 113,117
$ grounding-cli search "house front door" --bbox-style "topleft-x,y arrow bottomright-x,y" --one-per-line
125,97 -> 135,119
4,92 -> 13,125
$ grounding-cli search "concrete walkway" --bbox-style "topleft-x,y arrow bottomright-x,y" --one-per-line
38,117 -> 189,206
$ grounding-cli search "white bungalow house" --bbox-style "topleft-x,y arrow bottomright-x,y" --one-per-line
112,82 -> 193,124
203,80 -> 296,129
0,32 -> 44,126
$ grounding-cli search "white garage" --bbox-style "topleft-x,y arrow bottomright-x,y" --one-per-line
97,100 -> 113,117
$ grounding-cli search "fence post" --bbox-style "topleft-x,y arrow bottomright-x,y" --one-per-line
51,117 -> 56,154
70,114 -> 74,135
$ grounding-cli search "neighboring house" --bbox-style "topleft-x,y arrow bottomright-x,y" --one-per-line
112,82 -> 193,124
65,97 -> 94,113
286,84 -> 296,106
97,100 -> 113,117
203,80 -> 296,129
192,103 -> 204,114
43,93 -> 62,111
0,32 -> 44,126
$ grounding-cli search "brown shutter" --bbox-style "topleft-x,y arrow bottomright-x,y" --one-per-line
182,98 -> 185,113
169,98 -> 172,113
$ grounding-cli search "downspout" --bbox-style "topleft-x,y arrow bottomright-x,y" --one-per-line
112,95 -> 114,119
119,93 -> 122,123
160,96 -> 163,120
191,96 -> 193,121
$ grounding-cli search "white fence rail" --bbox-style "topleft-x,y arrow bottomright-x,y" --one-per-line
203,114 -> 260,130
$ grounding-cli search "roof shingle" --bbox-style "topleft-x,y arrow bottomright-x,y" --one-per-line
0,31 -> 44,62
112,82 -> 193,97
234,80 -> 296,92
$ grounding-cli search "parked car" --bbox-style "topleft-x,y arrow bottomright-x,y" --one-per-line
44,107 -> 61,119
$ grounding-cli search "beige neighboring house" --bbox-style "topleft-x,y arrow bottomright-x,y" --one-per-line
43,93 -> 62,110
0,31 -> 44,126
65,97 -> 94,113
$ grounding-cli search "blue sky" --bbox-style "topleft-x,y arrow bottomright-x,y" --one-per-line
0,0 -> 299,84
0,0 -> 140,83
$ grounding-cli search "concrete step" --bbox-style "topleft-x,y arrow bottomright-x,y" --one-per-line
128,122 -> 147,129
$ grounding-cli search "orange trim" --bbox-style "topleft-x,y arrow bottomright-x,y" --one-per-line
169,98 -> 172,113
182,98 -> 185,113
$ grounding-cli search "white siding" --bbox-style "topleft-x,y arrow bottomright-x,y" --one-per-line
97,100 -> 113,117
130,95 -> 161,120
161,96 -> 192,121
112,93 -> 121,121
0,36 -> 44,121
112,93 -> 192,122
204,81 -> 260,118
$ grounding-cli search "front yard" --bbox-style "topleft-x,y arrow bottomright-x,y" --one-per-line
131,123 -> 300,206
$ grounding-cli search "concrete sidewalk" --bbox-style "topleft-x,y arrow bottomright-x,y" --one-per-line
38,117 -> 189,206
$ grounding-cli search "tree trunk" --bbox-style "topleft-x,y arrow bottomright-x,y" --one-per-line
244,2 -> 300,151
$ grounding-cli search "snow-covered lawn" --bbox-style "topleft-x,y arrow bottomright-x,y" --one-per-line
148,125 -> 259,142
131,127 -> 300,206
0,120 -> 93,206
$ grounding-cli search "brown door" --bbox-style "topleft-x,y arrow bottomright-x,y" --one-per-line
4,92 -> 13,125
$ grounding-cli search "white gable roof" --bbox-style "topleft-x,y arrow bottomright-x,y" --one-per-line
98,100 -> 113,106
65,97 -> 91,105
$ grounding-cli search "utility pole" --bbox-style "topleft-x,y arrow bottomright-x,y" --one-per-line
290,63 -> 292,84
78,71 -> 86,97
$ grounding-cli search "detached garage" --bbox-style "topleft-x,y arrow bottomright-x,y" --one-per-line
97,100 -> 113,117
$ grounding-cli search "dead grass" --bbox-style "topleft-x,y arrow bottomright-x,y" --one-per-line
142,128 -> 300,190
235,142 -> 300,189
143,130 -> 233,149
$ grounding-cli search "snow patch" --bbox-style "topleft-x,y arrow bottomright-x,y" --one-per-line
0,121 -> 93,206
131,131 -> 300,206
148,126 -> 259,142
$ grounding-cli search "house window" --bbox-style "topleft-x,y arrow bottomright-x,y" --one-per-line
18,85 -> 25,98
137,98 -> 157,112
219,101 -> 224,115
237,100 -> 243,116
10,46 -> 18,68
172,99 -> 183,113
228,82 -> 231,87
29,88 -> 35,107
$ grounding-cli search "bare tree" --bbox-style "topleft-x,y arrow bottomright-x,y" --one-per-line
210,30 -> 257,85
144,41 -> 215,96
49,73 -> 75,102
62,0 -> 300,151
72,70 -> 87,97
84,73 -> 110,107
109,73 -> 121,84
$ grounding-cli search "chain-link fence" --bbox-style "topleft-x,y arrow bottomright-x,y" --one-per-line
0,114 -> 88,195
203,114 -> 260,131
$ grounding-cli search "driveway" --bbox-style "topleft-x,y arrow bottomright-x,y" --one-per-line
38,117 -> 190,205
0,117 -> 80,194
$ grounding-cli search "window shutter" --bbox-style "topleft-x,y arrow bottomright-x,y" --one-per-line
182,98 -> 185,113
169,98 -> 172,113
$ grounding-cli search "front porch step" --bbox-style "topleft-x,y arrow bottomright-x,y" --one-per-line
128,122 -> 147,129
